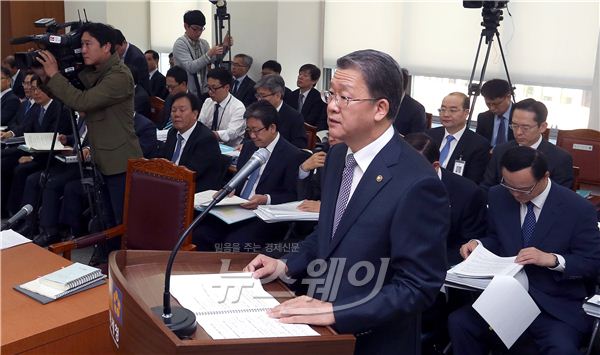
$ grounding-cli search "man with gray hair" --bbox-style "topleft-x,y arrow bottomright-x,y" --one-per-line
245,49 -> 449,355
231,53 -> 257,107
254,74 -> 306,148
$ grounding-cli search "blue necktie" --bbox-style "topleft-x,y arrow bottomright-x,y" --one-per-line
240,167 -> 260,199
171,133 -> 184,163
332,154 -> 357,238
232,79 -> 240,94
298,93 -> 305,111
522,202 -> 536,247
37,108 -> 46,126
496,116 -> 507,146
439,135 -> 455,166
23,100 -> 32,114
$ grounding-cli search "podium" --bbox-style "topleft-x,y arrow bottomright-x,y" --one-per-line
108,250 -> 355,354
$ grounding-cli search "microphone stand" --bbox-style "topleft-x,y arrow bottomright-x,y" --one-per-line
151,188 -> 232,338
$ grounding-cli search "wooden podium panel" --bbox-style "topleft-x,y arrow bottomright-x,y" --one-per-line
109,250 -> 355,354
1,243 -> 113,354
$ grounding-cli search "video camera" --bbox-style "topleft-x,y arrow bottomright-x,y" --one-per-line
10,18 -> 86,88
463,1 -> 508,9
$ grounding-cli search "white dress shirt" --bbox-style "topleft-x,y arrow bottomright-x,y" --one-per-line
198,93 -> 246,147
173,121 -> 197,165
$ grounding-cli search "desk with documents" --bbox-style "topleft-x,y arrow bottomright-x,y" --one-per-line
1,243 -> 113,354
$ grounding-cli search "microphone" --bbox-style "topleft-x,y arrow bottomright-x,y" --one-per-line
10,35 -> 43,45
1,204 -> 33,231
151,147 -> 270,338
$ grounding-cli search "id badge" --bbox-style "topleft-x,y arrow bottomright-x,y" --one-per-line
453,159 -> 466,176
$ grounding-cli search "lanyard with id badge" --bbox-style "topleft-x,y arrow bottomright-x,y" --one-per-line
453,156 -> 466,176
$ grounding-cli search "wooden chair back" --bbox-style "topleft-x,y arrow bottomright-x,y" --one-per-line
556,129 -> 600,186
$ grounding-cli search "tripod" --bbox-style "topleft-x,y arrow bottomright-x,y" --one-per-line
213,10 -> 232,71
465,5 -> 515,129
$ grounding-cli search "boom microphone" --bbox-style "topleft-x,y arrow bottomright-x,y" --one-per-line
1,204 -> 33,231
10,35 -> 43,45
214,148 -> 270,201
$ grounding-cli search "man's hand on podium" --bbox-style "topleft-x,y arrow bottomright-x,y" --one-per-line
267,295 -> 335,326
244,254 -> 287,279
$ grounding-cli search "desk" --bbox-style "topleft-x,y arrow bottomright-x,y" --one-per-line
1,243 -> 113,354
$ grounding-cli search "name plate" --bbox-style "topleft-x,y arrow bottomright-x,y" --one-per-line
572,143 -> 593,151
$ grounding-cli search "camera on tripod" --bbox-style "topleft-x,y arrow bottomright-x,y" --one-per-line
10,18 -> 87,88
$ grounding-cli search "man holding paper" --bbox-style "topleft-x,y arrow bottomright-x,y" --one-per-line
450,146 -> 600,354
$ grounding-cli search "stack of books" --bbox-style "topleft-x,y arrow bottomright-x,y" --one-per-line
583,294 -> 600,318
16,262 -> 106,304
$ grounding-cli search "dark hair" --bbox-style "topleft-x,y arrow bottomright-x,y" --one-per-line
166,66 -> 188,84
262,60 -> 282,74
299,64 -> 321,82
404,133 -> 440,164
184,10 -> 206,27
337,49 -> 403,120
30,74 -> 50,96
0,66 -> 11,78
171,92 -> 201,112
255,74 -> 285,95
113,29 -> 126,45
500,146 -> 548,180
448,92 -> 470,110
80,22 -> 117,54
513,98 -> 548,125
481,79 -> 511,99
400,68 -> 410,92
2,55 -> 16,69
168,52 -> 173,59
207,68 -> 233,87
244,100 -> 279,130
234,54 -> 253,68
145,49 -> 159,61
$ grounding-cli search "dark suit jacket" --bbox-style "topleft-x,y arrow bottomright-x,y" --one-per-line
475,108 -> 515,145
158,123 -> 222,192
134,85 -> 151,119
393,95 -> 426,136
441,168 -> 487,266
9,99 -> 35,131
277,103 -> 307,149
157,95 -> 174,130
149,70 -> 168,99
480,139 -> 573,192
1,89 -> 21,127
232,76 -> 257,107
285,87 -> 327,131
482,183 -> 600,333
12,100 -> 72,137
133,113 -> 157,158
124,43 -> 150,95
426,126 -> 491,184
285,134 -> 449,355
12,70 -> 25,99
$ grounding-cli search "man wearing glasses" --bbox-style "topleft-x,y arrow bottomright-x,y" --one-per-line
172,10 -> 232,99
452,146 -> 600,355
158,66 -> 189,130
426,92 -> 490,184
476,78 -> 515,146
480,98 -> 573,192
198,68 -> 245,147
230,54 -> 257,107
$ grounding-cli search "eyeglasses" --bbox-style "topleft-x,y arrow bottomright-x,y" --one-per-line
30,86 -> 40,93
437,108 -> 464,114
500,177 -> 538,194
255,92 -> 276,100
321,90 -> 382,108
207,84 -> 225,92
232,62 -> 247,68
245,127 -> 266,135
166,83 -> 181,90
485,97 -> 508,108
189,25 -> 205,32
509,123 -> 538,132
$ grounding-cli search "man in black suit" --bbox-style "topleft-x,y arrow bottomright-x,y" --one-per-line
194,100 -> 305,250
131,70 -> 151,118
158,92 -> 222,192
255,74 -> 307,148
231,54 -> 257,107
481,98 -> 573,192
285,63 -> 327,131
393,68 -> 427,135
2,55 -> 25,99
144,49 -> 168,99
159,66 -> 189,129
1,67 -> 21,128
261,60 -> 293,99
475,79 -> 514,147
9,71 -> 35,131
114,29 -> 150,95
426,92 -> 490,184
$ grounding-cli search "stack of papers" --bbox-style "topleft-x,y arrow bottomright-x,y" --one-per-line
0,229 -> 31,250
254,201 -> 319,223
18,133 -> 70,152
194,190 -> 255,224
156,129 -> 169,142
583,294 -> 600,317
219,143 -> 240,157
194,190 -> 248,209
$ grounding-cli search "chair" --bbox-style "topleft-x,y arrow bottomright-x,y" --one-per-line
556,129 -> 600,187
149,96 -> 165,125
542,128 -> 550,141
426,112 -> 433,129
572,166 -> 581,191
49,158 -> 197,260
304,122 -> 318,150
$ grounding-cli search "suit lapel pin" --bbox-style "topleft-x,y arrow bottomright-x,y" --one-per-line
376,175 -> 383,183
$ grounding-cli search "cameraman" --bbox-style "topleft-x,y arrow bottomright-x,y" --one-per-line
35,22 -> 142,227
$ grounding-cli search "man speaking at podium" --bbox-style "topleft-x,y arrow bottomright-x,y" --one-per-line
245,50 -> 449,355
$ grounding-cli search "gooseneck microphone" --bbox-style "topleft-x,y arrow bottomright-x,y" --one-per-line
1,204 -> 33,231
152,148 -> 270,338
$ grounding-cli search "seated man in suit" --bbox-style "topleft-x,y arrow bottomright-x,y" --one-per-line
255,74 -> 307,149
197,68 -> 246,147
261,60 -> 292,98
1,66 -> 21,129
9,71 -> 36,131
426,92 -> 490,184
476,78 -> 514,147
159,66 -> 189,129
114,29 -> 150,95
450,146 -> 600,355
2,55 -> 25,99
158,92 -> 222,192
132,70 -> 151,118
480,98 -> 573,192
194,100 -> 305,251
231,53 -> 257,107
393,67 -> 427,136
285,64 -> 327,131
144,49 -> 168,99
